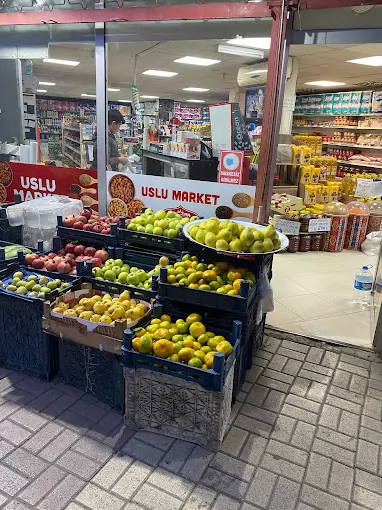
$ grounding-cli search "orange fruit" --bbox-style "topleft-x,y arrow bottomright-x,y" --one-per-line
188,357 -> 203,368
202,270 -> 217,283
183,338 -> 194,348
186,313 -> 202,325
153,328 -> 171,341
189,283 -> 199,289
178,347 -> 195,363
233,279 -> 244,292
160,314 -> 171,322
204,351 -> 216,369
216,340 -> 233,357
167,275 -> 177,284
227,270 -> 241,282
153,339 -> 174,358
193,342 -> 201,351
137,334 -> 153,354
189,322 -> 206,338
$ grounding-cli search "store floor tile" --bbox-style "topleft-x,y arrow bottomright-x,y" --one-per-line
0,335 -> 380,509
268,250 -> 378,347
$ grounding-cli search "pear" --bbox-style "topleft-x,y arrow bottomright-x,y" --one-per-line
218,228 -> 232,242
263,225 -> 276,238
205,232 -> 217,248
250,241 -> 264,254
253,230 -> 264,242
216,239 -> 229,251
229,238 -> 243,252
228,221 -> 239,236
273,238 -> 281,250
263,238 -> 274,252
240,227 -> 255,248
205,220 -> 219,235
195,229 -> 206,244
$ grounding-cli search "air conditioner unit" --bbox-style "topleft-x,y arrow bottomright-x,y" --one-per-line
237,58 -> 293,87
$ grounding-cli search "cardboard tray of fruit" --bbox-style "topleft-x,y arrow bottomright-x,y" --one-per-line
183,219 -> 289,257
57,214 -> 120,246
121,304 -> 242,392
43,285 -> 152,353
0,263 -> 80,302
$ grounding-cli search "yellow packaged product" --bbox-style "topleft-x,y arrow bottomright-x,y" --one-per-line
311,166 -> 320,184
320,186 -> 329,203
292,145 -> 303,165
304,185 -> 317,205
302,146 -> 312,165
328,183 -> 339,202
314,185 -> 322,203
300,165 -> 312,184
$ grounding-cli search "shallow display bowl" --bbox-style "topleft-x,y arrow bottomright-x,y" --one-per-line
182,219 -> 289,258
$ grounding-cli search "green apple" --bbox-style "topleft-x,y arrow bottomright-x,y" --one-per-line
126,273 -> 139,286
92,267 -> 103,278
114,259 -> 124,268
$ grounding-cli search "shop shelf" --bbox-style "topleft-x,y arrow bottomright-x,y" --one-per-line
122,303 -> 242,392
118,217 -> 186,254
57,216 -> 119,246
59,338 -> 124,413
0,261 -> 79,379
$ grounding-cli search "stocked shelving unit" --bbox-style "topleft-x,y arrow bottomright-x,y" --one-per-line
62,120 -> 94,168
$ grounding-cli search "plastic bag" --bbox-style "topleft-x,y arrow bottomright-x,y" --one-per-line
361,231 -> 382,256
257,274 -> 274,323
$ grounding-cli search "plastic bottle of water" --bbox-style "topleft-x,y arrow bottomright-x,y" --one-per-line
354,265 -> 373,306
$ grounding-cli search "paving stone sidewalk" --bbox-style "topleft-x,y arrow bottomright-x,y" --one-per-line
0,333 -> 381,509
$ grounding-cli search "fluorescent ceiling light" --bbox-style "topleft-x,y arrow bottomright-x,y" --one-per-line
142,70 -> 178,77
81,93 -> 96,97
183,87 -> 210,92
43,58 -> 80,66
218,44 -> 264,59
118,99 -> 131,103
245,69 -> 267,75
174,56 -> 220,66
140,95 -> 159,99
305,80 -> 346,87
186,99 -> 205,103
39,81 -> 55,86
36,89 -> 47,93
227,37 -> 271,50
108,88 -> 120,92
347,56 -> 382,66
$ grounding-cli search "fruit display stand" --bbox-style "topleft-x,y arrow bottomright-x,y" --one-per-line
0,263 -> 80,380
122,304 -> 242,449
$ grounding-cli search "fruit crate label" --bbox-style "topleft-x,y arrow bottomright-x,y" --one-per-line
275,219 -> 301,235
308,218 -> 332,232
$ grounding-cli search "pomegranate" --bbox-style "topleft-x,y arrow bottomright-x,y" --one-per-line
84,247 -> 96,257
69,269 -> 77,275
57,260 -> 71,274
91,257 -> 102,268
80,209 -> 91,220
65,243 -> 76,254
73,221 -> 84,230
53,256 -> 62,264
83,224 -> 93,231
63,216 -> 76,228
65,252 -> 76,260
57,249 -> 65,256
100,216 -> 108,222
47,252 -> 57,259
77,215 -> 88,224
101,228 -> 110,235
92,224 -> 103,233
45,261 -> 57,272
32,259 -> 44,270
94,250 -> 108,263
25,253 -> 39,266
74,245 -> 86,256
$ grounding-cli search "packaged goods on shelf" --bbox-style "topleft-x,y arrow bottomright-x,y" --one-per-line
357,133 -> 382,147
271,194 -> 303,213
372,92 -> 382,114
294,135 -> 322,156
358,116 -> 382,129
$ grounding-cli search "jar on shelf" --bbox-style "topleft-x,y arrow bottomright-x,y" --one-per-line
284,212 -> 300,222
288,235 -> 300,253
310,234 -> 322,251
322,201 -> 349,252
299,235 -> 311,252
344,201 -> 370,250
367,200 -> 382,235
299,212 -> 311,232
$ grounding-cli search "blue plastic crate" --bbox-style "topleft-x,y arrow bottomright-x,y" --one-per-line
122,303 -> 242,392
57,216 -> 119,247
59,338 -> 124,413
118,217 -> 186,254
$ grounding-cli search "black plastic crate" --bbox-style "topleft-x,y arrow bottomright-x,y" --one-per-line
0,241 -> 40,271
0,208 -> 22,244
0,292 -> 59,380
118,218 -> 186,254
122,303 -> 242,392
57,216 -> 119,247
110,246 -> 178,271
59,338 -> 124,413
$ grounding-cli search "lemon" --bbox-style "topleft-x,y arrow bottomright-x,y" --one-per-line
189,322 -> 206,338
204,351 -> 216,369
216,340 -> 233,357
186,313 -> 202,325
202,364 -> 208,370
160,321 -> 171,329
194,350 -> 205,362
193,342 -> 201,351
228,290 -> 239,295
151,318 -> 161,325
160,314 -> 171,322
135,328 -> 146,338
173,341 -> 184,354
201,346 -> 212,354
206,331 -> 215,338
188,357 -> 203,368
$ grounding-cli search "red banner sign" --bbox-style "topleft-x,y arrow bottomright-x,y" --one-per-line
1,162 -> 98,211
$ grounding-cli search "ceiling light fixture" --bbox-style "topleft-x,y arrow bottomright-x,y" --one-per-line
347,56 -> 382,67
81,93 -> 96,97
118,100 -> 131,103
183,87 -> 210,92
39,81 -> 55,86
186,99 -> 205,103
174,56 -> 221,66
36,89 -> 47,93
305,81 -> 346,87
226,37 -> 271,50
43,58 -> 80,66
218,44 -> 264,59
142,70 -> 178,77
108,88 -> 120,92
140,95 -> 159,99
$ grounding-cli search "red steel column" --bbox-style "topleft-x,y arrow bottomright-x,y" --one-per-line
253,0 -> 290,223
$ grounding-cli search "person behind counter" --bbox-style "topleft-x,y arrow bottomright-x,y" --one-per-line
91,110 -> 128,171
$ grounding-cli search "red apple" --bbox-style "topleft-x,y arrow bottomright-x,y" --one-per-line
84,247 -> 96,257
94,250 -> 109,263
65,243 -> 76,253
45,261 -> 57,272
74,245 -> 86,256
91,257 -> 102,268
32,259 -> 44,270
57,260 -> 71,274
25,253 -> 39,266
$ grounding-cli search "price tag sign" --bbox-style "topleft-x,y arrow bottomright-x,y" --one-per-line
355,178 -> 373,198
308,218 -> 332,232
275,219 -> 301,235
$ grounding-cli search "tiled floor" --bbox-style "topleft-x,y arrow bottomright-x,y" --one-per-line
0,335 -> 381,509
267,250 -> 378,347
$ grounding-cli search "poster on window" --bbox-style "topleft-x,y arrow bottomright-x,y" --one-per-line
106,171 -> 256,221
